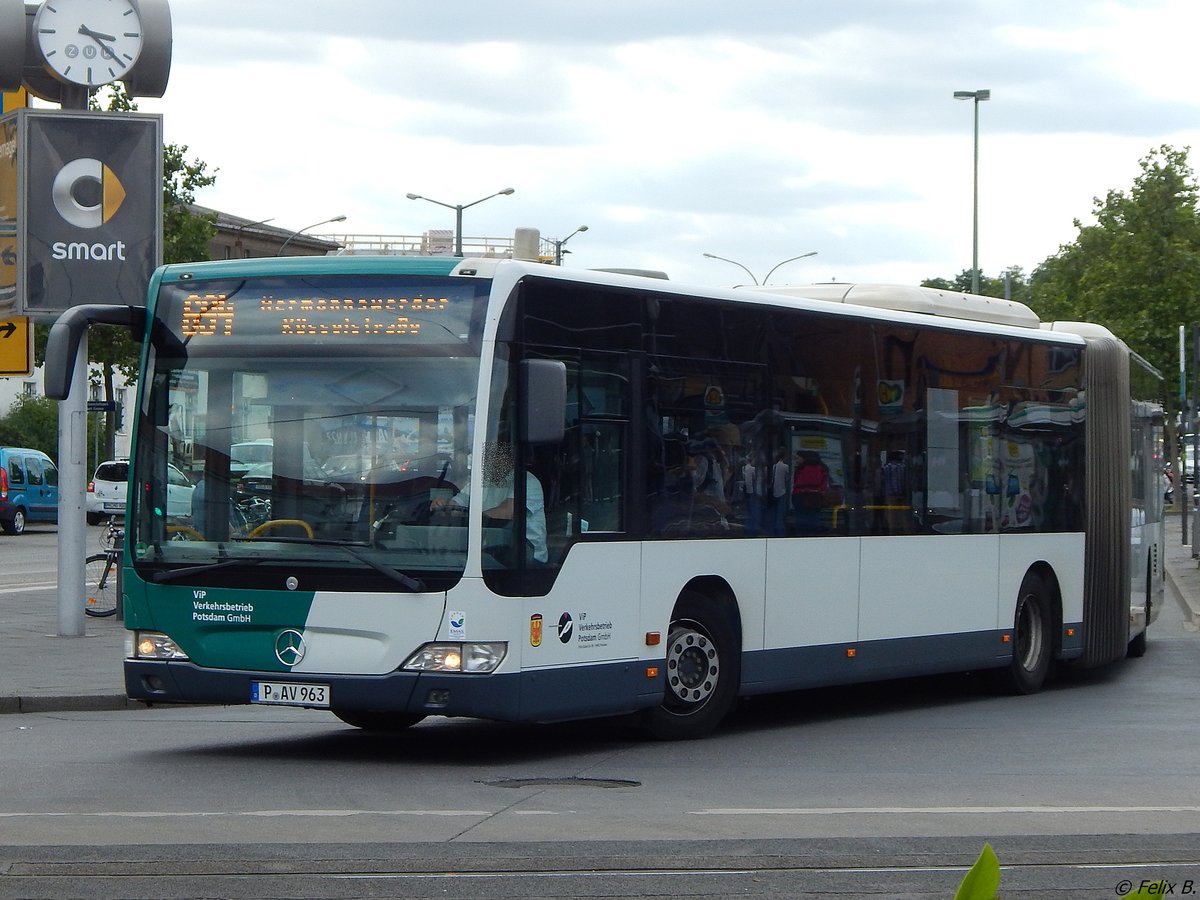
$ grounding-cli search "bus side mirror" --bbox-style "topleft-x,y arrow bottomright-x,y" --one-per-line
519,359 -> 566,444
44,304 -> 148,400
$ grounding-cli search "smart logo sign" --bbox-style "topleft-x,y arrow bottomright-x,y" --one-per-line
10,109 -> 161,318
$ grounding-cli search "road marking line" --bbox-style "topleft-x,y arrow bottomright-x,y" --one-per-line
693,805 -> 1200,815
0,582 -> 57,594
0,809 -> 500,819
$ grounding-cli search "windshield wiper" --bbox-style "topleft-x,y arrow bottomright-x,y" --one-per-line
235,536 -> 427,592
152,556 -> 267,583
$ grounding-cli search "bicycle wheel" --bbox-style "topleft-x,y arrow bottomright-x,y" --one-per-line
84,553 -> 118,617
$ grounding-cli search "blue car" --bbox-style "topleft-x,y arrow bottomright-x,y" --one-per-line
0,447 -> 60,535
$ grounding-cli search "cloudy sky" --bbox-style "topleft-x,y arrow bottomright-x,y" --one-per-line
130,0 -> 1200,289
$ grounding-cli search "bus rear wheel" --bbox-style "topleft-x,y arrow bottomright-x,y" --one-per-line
332,710 -> 425,732
642,590 -> 739,741
1002,571 -> 1053,694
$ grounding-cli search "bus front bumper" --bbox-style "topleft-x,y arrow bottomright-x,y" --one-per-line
125,657 -> 662,723
125,659 -> 524,720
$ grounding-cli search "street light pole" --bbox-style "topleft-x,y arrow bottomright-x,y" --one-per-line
406,188 -> 515,257
276,215 -> 347,256
954,89 -> 990,294
233,216 -> 274,256
702,252 -> 760,284
703,251 -> 818,285
554,225 -> 588,265
763,251 -> 819,284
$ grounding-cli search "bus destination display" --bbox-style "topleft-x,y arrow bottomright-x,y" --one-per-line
181,293 -> 453,339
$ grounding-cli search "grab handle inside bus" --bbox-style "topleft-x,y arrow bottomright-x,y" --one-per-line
519,359 -> 567,444
44,305 -> 149,400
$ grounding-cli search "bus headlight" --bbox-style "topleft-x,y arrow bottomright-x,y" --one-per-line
128,631 -> 189,660
403,642 -> 507,674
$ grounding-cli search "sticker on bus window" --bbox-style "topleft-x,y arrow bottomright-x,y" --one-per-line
449,611 -> 466,639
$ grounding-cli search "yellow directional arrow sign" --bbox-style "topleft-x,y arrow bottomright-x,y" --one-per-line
0,316 -> 32,377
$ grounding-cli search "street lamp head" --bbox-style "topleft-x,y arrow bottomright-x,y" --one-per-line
405,193 -> 421,201
499,188 -> 516,196
954,89 -> 991,101
329,215 -> 347,224
577,225 -> 589,233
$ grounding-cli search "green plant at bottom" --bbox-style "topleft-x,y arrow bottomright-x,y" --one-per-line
953,843 -> 1170,898
954,842 -> 1001,899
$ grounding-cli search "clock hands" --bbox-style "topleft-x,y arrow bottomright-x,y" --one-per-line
77,23 -> 129,69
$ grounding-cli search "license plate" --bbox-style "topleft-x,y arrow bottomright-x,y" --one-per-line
251,681 -> 330,707
103,502 -> 125,511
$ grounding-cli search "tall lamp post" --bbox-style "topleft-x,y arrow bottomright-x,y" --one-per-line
554,225 -> 588,265
703,251 -> 817,285
276,215 -> 347,256
406,188 -> 515,257
954,88 -> 990,294
233,216 -> 274,256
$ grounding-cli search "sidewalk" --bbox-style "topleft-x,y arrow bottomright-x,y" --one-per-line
0,581 -> 132,714
3,520 -> 1200,714
1163,508 -> 1200,630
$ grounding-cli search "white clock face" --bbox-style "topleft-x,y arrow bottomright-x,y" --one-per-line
35,0 -> 144,87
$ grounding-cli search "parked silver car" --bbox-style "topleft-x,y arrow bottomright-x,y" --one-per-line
87,459 -> 195,524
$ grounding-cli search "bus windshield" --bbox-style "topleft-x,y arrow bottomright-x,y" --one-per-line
128,273 -> 490,591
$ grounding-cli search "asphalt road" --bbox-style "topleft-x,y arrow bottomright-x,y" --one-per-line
4,523 -> 1200,897
3,595 -> 1200,897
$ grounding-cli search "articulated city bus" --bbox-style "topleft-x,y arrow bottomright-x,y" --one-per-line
47,258 -> 1163,739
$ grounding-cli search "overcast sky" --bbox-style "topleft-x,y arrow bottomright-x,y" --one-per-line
131,0 -> 1200,289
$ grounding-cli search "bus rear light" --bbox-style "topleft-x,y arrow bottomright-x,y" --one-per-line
1065,627 -> 1076,637
845,648 -> 856,658
403,642 -> 507,674
128,630 -> 189,660
1002,633 -> 1012,644
645,666 -> 659,678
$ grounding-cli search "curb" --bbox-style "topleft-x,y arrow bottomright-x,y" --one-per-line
1166,568 -> 1200,627
0,694 -> 137,715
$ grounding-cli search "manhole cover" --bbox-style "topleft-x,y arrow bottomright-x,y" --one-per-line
481,776 -> 641,789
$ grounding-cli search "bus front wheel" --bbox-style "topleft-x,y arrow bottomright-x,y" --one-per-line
1002,571 -> 1053,694
642,590 -> 739,741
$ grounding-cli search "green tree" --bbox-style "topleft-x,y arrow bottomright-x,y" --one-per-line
1029,145 -> 1200,402
922,267 -> 1031,304
0,395 -> 59,457
32,86 -> 219,460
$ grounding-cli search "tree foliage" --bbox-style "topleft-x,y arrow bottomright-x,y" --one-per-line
0,395 -> 63,459
922,267 -> 1031,305
925,145 -> 1200,416
1028,145 -> 1200,392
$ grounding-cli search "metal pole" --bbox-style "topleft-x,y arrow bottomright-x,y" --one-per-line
1185,324 -> 1195,549
455,205 -> 464,257
1181,325 -> 1188,546
971,96 -> 981,294
57,334 -> 88,637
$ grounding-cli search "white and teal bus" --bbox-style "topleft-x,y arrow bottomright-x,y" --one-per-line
46,259 -> 1163,739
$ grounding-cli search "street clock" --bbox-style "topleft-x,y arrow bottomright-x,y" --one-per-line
0,0 -> 172,103
33,0 -> 146,88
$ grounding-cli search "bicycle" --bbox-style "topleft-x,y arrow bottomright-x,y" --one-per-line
98,517 -> 125,552
84,548 -> 120,618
